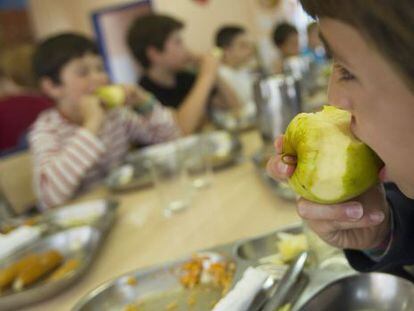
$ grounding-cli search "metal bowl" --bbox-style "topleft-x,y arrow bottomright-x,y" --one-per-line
300,272 -> 414,311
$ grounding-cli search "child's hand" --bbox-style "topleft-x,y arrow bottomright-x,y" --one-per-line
80,95 -> 105,135
266,135 -> 296,181
267,135 -> 391,251
122,85 -> 152,108
199,51 -> 221,80
298,185 -> 391,250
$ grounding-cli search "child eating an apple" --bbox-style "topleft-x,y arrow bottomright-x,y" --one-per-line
29,33 -> 180,209
267,0 -> 414,272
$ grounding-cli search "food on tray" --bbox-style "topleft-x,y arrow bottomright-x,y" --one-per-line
0,217 -> 40,235
283,105 -> 382,204
126,276 -> 138,286
53,200 -> 106,227
180,255 -> 235,295
123,304 -> 141,311
0,249 -> 82,293
0,226 -> 42,261
14,250 -> 63,290
278,303 -> 292,311
47,258 -> 80,282
117,165 -> 134,186
277,233 -> 308,263
0,253 -> 39,291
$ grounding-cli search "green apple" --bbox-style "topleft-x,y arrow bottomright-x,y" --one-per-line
283,105 -> 383,204
95,85 -> 126,109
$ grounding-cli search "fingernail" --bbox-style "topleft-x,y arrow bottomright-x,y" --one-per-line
369,212 -> 385,223
282,155 -> 296,165
277,161 -> 289,174
345,204 -> 363,219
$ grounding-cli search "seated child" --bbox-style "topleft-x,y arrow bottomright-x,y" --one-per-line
30,33 -> 180,209
214,25 -> 257,124
272,22 -> 300,73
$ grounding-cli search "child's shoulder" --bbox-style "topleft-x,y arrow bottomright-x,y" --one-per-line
32,108 -> 63,131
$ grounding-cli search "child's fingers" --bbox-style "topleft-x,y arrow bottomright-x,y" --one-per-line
274,136 -> 284,154
266,155 -> 296,181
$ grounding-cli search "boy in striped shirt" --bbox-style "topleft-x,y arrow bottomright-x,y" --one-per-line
29,33 -> 180,209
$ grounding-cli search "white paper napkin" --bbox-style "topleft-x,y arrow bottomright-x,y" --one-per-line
52,199 -> 107,226
0,226 -> 41,260
213,266 -> 269,311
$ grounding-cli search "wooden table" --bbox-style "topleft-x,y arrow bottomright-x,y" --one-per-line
24,130 -> 299,311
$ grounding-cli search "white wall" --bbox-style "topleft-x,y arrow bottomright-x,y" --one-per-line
28,0 -> 257,52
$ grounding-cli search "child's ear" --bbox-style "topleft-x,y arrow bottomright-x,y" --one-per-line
40,77 -> 63,99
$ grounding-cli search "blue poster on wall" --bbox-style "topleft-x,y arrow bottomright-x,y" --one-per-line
0,0 -> 27,9
92,0 -> 152,84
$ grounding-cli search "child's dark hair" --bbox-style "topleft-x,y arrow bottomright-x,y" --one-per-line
32,33 -> 99,84
127,14 -> 184,69
215,25 -> 246,48
272,22 -> 298,47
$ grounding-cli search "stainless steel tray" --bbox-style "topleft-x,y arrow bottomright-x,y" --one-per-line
232,224 -> 355,310
106,131 -> 242,192
252,148 -> 297,201
73,251 -> 237,311
73,223 -> 356,311
0,226 -> 104,310
0,199 -> 118,235
45,199 -> 118,232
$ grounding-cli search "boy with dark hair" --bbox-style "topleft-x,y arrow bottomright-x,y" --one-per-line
214,25 -> 257,125
30,33 -> 180,209
128,14 -> 240,134
272,22 -> 300,73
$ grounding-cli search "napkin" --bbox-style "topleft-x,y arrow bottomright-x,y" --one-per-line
0,226 -> 41,260
213,267 -> 269,311
53,199 -> 107,226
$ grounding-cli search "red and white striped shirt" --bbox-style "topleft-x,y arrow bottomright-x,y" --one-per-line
29,105 -> 180,209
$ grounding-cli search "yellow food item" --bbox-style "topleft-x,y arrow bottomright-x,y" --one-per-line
180,255 -> 235,296
47,258 -> 80,282
180,257 -> 203,289
276,233 -> 308,263
278,303 -> 292,311
283,105 -> 382,203
0,253 -> 39,291
13,250 -> 63,290
123,304 -> 141,311
126,276 -> 138,286
95,85 -> 126,109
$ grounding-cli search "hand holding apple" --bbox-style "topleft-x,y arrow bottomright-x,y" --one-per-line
267,106 -> 390,250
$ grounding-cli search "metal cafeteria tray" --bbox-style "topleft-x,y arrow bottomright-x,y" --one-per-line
106,131 -> 242,192
73,223 -> 356,311
0,226 -> 105,310
0,199 -> 118,235
73,251 -> 236,311
252,147 -> 297,201
45,199 -> 118,231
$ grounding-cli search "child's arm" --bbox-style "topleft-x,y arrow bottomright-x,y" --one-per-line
31,127 -> 105,209
30,97 -> 106,209
122,102 -> 180,145
210,76 -> 242,110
